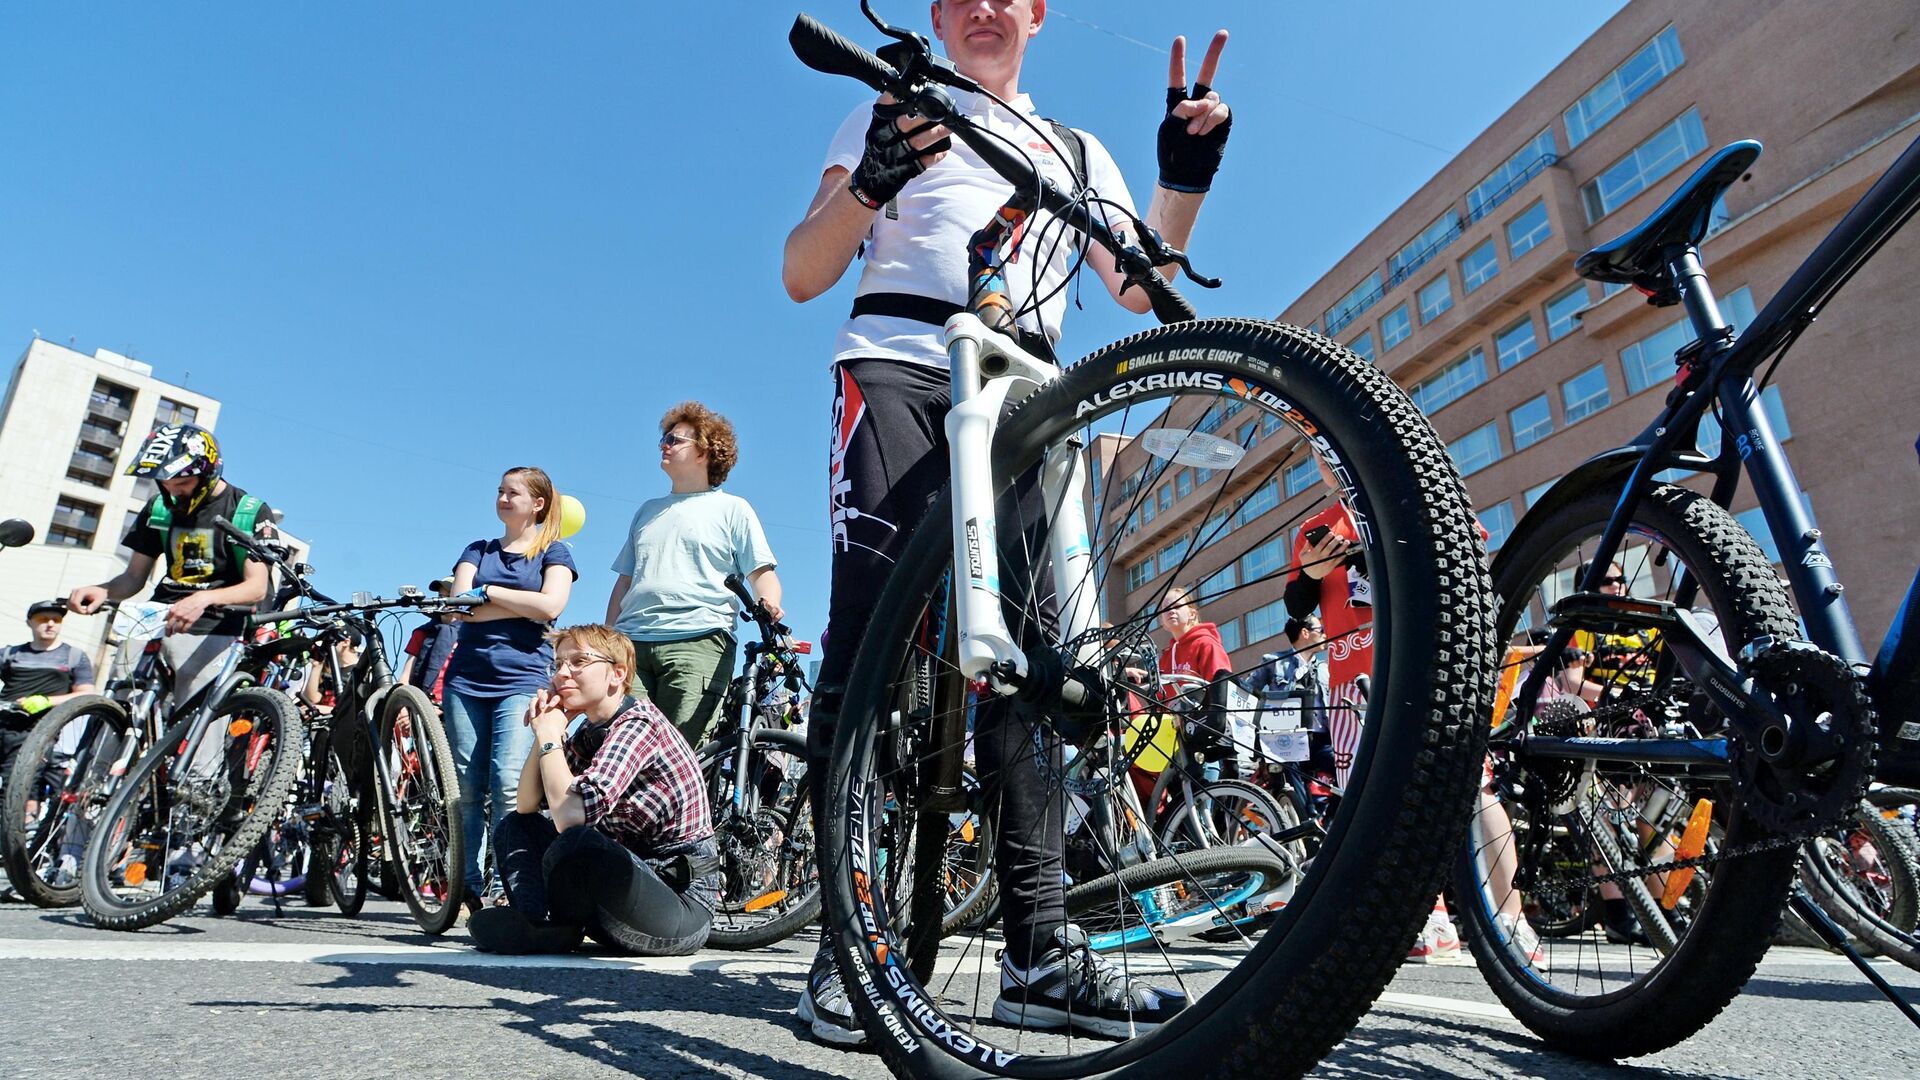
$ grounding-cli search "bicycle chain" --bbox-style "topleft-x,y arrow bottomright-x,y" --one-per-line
1530,817 -> 1825,895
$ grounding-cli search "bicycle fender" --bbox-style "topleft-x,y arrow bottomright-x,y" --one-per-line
1490,445 -> 1645,584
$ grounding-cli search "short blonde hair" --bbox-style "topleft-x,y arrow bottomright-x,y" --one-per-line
550,624 -> 636,674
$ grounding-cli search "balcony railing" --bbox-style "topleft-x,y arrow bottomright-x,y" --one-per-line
67,450 -> 116,484
87,398 -> 133,425
1386,220 -> 1467,289
1466,153 -> 1559,223
50,506 -> 100,533
76,422 -> 124,452
1325,282 -> 1388,336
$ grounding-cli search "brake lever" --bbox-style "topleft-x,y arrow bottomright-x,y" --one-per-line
1136,225 -> 1221,289
876,35 -> 980,95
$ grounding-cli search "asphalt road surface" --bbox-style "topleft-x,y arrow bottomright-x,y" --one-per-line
0,897 -> 1912,1079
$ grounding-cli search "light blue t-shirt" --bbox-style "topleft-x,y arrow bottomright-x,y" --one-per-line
611,489 -> 777,643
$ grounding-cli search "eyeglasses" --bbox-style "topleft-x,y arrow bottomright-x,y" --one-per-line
551,654 -> 614,675
658,432 -> 696,450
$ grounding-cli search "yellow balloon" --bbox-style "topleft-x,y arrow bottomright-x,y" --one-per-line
558,494 -> 587,539
1122,710 -> 1179,774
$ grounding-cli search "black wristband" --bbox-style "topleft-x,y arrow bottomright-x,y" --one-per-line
1158,83 -> 1231,193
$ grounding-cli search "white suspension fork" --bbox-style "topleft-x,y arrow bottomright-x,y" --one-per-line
942,313 -> 1102,688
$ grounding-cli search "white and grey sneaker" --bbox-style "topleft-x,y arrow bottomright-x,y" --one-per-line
795,945 -> 868,1048
992,925 -> 1189,1038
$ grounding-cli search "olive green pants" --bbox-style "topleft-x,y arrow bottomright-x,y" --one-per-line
627,631 -> 736,750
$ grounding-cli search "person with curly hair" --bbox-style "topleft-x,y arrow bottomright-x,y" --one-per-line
606,401 -> 783,748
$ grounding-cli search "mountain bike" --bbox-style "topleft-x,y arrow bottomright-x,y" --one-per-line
234,560 -> 480,934
697,574 -> 821,949
1459,130 -> 1920,1056
794,7 -> 1495,1076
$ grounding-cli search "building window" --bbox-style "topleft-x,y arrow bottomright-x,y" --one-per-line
1495,318 -> 1539,371
1237,422 -> 1258,449
1241,537 -> 1288,585
1347,330 -> 1375,363
1325,271 -> 1384,336
1525,480 -> 1554,508
1127,559 -> 1154,591
1409,348 -> 1488,415
1417,275 -> 1454,323
1245,599 -> 1290,646
1481,502 -> 1517,552
1506,201 -> 1552,260
1235,479 -> 1280,527
1450,422 -> 1503,477
154,397 -> 199,427
1562,364 -> 1613,424
1581,107 -> 1709,222
1461,241 -> 1500,293
87,379 -> 136,423
1176,470 -> 1194,499
1381,304 -> 1412,350
1158,486 -> 1173,512
1622,286 -> 1758,394
1545,283 -> 1590,341
1217,618 -> 1242,652
1261,411 -> 1285,436
1141,498 -> 1156,525
1283,457 -> 1319,499
1200,562 -> 1237,603
1158,536 -> 1191,576
1196,404 -> 1225,434
1509,394 -> 1554,451
1565,26 -> 1686,148
1391,210 -> 1464,286
1469,129 -> 1558,221
48,496 -> 103,548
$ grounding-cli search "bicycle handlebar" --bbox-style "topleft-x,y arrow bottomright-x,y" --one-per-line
245,593 -> 482,631
788,11 -> 1211,325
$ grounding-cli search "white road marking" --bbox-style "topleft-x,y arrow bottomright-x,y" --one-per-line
1373,991 -> 1518,1023
0,937 -> 812,974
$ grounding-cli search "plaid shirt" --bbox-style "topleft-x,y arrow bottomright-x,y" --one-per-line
565,697 -> 712,860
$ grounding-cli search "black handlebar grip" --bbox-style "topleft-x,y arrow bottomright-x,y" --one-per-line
212,515 -> 253,545
722,573 -> 755,607
790,14 -> 899,94
1147,280 -> 1198,325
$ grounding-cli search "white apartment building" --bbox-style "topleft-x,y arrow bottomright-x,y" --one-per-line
0,337 -> 303,668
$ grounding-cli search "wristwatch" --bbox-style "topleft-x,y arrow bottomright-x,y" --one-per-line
538,741 -> 561,757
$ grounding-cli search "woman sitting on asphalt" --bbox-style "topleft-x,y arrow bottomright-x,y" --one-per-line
468,624 -> 719,956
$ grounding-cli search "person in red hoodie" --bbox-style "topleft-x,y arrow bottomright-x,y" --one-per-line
1157,584 -> 1235,787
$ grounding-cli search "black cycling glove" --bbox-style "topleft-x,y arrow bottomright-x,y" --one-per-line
1157,84 -> 1231,193
849,101 -> 952,210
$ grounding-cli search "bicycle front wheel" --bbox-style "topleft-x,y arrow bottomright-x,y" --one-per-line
377,686 -> 464,935
82,688 -> 303,930
1799,799 -> 1920,969
698,727 -> 821,950
2,696 -> 133,908
824,319 -> 1496,1078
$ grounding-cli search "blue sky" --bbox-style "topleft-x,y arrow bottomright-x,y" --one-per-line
1,1 -> 1625,643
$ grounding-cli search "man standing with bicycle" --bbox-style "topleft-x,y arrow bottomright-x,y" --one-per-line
67,424 -> 277,713
783,0 -> 1232,1045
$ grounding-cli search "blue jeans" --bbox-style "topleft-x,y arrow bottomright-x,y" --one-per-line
444,690 -> 536,894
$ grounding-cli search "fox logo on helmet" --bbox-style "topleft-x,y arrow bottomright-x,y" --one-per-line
128,424 -> 224,515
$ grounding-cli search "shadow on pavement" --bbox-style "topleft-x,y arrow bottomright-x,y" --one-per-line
1314,1013 -> 1728,1080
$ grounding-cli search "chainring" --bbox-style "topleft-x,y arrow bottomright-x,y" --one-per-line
1728,641 -> 1874,834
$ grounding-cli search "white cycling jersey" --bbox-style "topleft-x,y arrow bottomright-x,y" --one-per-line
821,88 -> 1139,368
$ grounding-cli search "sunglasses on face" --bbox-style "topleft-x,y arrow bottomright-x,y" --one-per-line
658,432 -> 696,450
1601,574 -> 1628,586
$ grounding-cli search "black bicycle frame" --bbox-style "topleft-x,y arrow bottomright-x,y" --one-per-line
1518,130 -> 1920,776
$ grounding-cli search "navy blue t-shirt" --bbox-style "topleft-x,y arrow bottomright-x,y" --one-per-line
442,539 -> 578,698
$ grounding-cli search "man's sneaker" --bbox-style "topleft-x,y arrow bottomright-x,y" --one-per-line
1406,913 -> 1463,964
795,946 -> 868,1048
993,925 -> 1189,1038
1495,912 -> 1545,966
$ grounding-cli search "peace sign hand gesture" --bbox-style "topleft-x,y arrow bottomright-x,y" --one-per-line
1159,30 -> 1233,194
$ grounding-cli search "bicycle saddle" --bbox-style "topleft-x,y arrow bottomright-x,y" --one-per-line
1576,140 -> 1761,289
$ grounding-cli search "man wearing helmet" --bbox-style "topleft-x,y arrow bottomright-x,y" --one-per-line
66,423 -> 278,710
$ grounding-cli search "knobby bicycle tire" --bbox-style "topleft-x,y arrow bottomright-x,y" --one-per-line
82,687 -> 304,931
1799,799 -> 1920,971
1,696 -> 132,908
1461,482 -> 1801,1058
822,319 -> 1496,1078
378,685 -> 464,935
1063,845 -> 1293,953
698,728 -> 821,950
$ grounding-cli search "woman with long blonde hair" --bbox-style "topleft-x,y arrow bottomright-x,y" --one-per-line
443,466 -> 578,910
